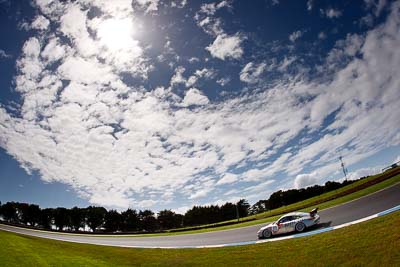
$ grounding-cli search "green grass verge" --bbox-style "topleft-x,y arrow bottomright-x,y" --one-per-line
1,212 -> 399,266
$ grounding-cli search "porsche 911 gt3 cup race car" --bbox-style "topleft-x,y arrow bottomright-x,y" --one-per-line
257,208 -> 320,239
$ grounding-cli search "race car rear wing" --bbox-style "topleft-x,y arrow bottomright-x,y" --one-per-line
309,207 -> 319,217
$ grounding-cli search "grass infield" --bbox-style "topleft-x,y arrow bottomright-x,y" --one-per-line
0,211 -> 399,266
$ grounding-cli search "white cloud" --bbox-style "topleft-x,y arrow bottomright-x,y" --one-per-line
289,30 -> 303,42
57,2 -> 147,76
197,17 -> 224,37
277,57 -> 296,72
318,31 -> 327,40
244,179 -> 275,193
181,88 -> 210,107
240,62 -> 266,84
31,15 -> 50,30
217,77 -> 230,86
0,49 -> 11,59
321,8 -> 343,19
186,68 -> 216,87
171,0 -> 187,9
189,187 -> 214,200
172,205 -> 190,215
194,68 -> 215,79
61,82 -> 98,106
323,33 -> 365,73
1,1 -> 400,211
170,67 -> 215,88
206,34 -> 244,60
135,0 -> 160,13
15,37 -> 43,96
164,40 -> 173,53
189,57 -> 200,63
360,14 -> 375,27
41,37 -> 67,63
307,0 -> 314,11
345,166 -> 382,181
271,0 -> 280,6
216,173 -> 238,185
241,153 -> 292,182
170,66 -> 186,86
137,199 -> 158,208
59,4 -> 98,57
58,56 -> 117,85
199,1 -> 231,16
294,172 -> 320,188
364,0 -> 388,17
22,37 -> 41,58
195,2 -> 233,37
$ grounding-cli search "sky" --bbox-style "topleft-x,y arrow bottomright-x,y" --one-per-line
0,0 -> 399,213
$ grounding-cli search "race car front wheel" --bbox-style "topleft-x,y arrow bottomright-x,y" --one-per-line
295,222 -> 306,232
262,229 -> 272,238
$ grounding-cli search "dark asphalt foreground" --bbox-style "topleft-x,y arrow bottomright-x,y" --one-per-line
1,182 -> 399,248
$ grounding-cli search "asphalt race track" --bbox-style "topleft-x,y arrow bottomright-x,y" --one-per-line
1,182 -> 399,248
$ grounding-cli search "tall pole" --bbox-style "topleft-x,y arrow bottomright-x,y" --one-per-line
339,156 -> 348,181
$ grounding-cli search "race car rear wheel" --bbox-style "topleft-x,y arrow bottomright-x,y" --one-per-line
295,222 -> 306,232
262,229 -> 272,238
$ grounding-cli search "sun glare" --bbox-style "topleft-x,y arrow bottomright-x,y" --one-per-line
97,18 -> 135,51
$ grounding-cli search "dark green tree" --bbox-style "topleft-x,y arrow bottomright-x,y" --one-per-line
86,206 -> 107,232
69,207 -> 85,231
237,199 -> 250,218
18,203 -> 40,226
324,181 -> 341,192
173,214 -> 184,229
139,210 -> 158,232
157,210 -> 183,229
183,205 -> 222,226
39,208 -> 54,229
121,209 -> 140,232
54,207 -> 70,230
1,202 -> 18,223
16,203 -> 30,224
104,210 -> 122,232
220,202 -> 237,221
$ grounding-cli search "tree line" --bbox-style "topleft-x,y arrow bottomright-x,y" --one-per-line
0,200 -> 250,233
249,180 -> 355,214
0,178 -> 358,233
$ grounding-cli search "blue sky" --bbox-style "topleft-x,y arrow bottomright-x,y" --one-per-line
0,0 -> 399,213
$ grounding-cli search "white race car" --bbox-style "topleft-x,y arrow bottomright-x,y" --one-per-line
257,208 -> 320,239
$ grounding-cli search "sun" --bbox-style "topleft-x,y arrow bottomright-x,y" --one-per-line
97,18 -> 136,51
